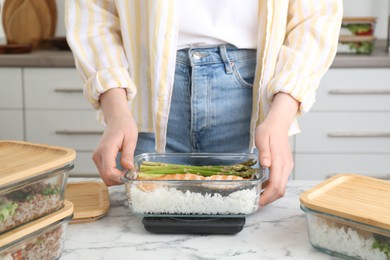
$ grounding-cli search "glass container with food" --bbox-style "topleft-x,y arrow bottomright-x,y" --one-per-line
300,174 -> 390,260
0,200 -> 73,260
121,153 -> 268,218
0,140 -> 76,234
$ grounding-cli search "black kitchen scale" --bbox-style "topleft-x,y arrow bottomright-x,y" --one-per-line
142,216 -> 246,234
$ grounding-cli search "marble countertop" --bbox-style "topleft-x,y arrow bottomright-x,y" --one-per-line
61,180 -> 337,260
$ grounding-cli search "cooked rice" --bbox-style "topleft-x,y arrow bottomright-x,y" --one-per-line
129,185 -> 259,215
307,215 -> 387,260
0,225 -> 65,260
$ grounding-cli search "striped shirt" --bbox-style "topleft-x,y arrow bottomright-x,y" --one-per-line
65,0 -> 343,152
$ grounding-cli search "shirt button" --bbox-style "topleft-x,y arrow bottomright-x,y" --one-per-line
192,51 -> 201,60
158,91 -> 165,97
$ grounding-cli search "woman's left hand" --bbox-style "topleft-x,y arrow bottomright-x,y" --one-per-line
255,92 -> 299,206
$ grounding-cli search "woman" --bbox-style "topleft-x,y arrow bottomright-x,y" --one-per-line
65,0 -> 342,206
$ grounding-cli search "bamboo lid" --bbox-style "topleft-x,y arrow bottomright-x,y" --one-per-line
342,17 -> 377,23
0,200 -> 74,247
0,140 -> 76,187
65,181 -> 110,223
338,35 -> 375,42
300,174 -> 390,231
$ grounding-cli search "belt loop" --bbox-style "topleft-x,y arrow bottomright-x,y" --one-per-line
219,45 -> 233,74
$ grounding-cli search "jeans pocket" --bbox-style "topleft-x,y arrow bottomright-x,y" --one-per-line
231,56 -> 257,88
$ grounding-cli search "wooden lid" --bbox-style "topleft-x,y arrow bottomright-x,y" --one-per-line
65,181 -> 110,223
0,200 -> 74,247
342,17 -> 377,23
339,35 -> 375,42
0,140 -> 76,187
300,174 -> 390,231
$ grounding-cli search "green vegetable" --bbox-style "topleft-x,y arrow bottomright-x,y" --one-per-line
41,185 -> 61,196
373,234 -> 390,258
7,190 -> 31,201
137,159 -> 259,179
342,24 -> 373,35
0,199 -> 18,222
347,41 -> 373,54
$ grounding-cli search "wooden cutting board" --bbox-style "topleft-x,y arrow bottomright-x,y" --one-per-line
45,0 -> 57,36
2,0 -> 57,48
65,181 -> 110,223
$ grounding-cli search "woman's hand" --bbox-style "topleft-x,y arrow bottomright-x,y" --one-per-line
256,92 -> 299,206
92,88 -> 138,186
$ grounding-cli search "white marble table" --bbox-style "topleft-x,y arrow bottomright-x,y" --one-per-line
62,180 -> 338,260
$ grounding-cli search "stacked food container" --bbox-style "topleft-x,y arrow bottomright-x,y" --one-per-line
338,17 -> 377,54
0,140 -> 76,259
300,174 -> 390,260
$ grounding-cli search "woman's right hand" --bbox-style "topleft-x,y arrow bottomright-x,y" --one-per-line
92,88 -> 138,186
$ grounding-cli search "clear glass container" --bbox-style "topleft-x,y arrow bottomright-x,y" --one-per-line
0,201 -> 73,260
0,164 -> 72,234
121,153 -> 267,217
301,205 -> 390,260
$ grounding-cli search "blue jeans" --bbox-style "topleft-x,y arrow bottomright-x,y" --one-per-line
135,45 -> 257,155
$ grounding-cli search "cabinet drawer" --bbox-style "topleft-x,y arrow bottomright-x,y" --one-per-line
313,69 -> 390,111
24,68 -> 89,109
294,153 -> 390,180
25,110 -> 104,150
0,110 -> 24,140
71,151 -> 99,177
296,112 -> 390,153
0,68 -> 23,109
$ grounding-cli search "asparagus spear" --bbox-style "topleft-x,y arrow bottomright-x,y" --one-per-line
137,159 -> 259,179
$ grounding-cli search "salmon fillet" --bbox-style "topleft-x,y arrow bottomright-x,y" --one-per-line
136,173 -> 247,191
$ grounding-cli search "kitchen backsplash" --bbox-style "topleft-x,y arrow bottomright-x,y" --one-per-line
0,0 -> 390,41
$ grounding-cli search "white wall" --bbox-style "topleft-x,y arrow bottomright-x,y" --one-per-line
1,1 -> 390,42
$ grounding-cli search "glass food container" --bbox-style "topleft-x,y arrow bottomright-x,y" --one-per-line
121,153 -> 268,218
0,200 -> 74,260
300,174 -> 390,260
337,35 -> 375,54
0,140 -> 76,233
341,17 -> 377,37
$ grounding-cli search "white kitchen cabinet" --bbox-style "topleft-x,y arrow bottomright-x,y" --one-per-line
24,68 -> 90,109
0,68 -> 24,140
0,110 -> 24,140
23,68 -> 103,176
295,154 -> 390,180
294,68 -> 390,180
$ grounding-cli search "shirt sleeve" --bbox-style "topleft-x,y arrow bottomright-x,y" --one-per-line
65,0 -> 136,110
267,0 -> 343,114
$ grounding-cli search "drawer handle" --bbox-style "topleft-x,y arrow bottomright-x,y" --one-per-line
329,89 -> 390,95
54,88 -> 83,93
55,130 -> 103,135
328,131 -> 390,138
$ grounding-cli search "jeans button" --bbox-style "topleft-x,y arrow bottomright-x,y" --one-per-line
192,51 -> 201,59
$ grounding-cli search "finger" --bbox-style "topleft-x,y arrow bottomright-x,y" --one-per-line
258,135 -> 271,168
259,156 -> 284,206
92,150 -> 117,186
120,134 -> 137,170
100,147 -> 123,186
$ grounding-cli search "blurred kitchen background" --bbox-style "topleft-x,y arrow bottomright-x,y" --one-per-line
0,0 -> 390,180
0,0 -> 390,42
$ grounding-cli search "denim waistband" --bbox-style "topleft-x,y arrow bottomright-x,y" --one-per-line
176,45 -> 257,69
